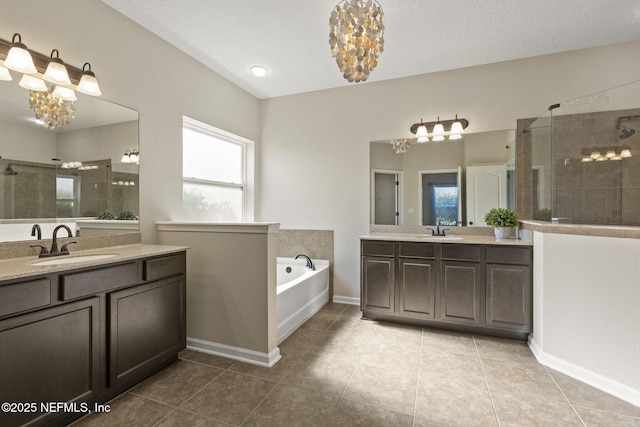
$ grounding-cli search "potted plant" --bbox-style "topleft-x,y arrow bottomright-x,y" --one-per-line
484,208 -> 518,239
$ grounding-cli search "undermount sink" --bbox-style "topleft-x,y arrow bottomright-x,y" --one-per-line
30,254 -> 117,266
414,235 -> 464,241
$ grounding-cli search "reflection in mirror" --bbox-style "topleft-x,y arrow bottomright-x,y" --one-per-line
519,79 -> 640,225
371,130 -> 516,227
0,77 -> 139,242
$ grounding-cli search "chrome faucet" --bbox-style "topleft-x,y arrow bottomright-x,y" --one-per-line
32,225 -> 77,258
295,254 -> 315,270
429,217 -> 449,237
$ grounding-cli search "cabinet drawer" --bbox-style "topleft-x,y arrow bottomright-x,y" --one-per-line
0,278 -> 51,317
399,242 -> 435,259
143,253 -> 186,281
361,241 -> 395,257
441,244 -> 482,261
61,263 -> 138,300
486,246 -> 532,265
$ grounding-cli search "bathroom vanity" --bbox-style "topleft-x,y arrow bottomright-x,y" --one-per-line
0,244 -> 187,427
360,234 -> 532,340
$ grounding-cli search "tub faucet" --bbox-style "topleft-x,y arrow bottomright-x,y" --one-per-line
31,224 -> 42,240
295,254 -> 315,270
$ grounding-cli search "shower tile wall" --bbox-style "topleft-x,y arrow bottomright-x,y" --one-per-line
1,159 -> 56,219
552,109 -> 640,225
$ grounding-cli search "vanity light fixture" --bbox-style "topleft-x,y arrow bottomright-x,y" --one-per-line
121,149 -> 140,164
0,62 -> 12,81
3,33 -> 37,74
432,117 -> 445,142
52,85 -> 77,102
19,74 -> 47,91
409,115 -> 469,142
43,49 -> 71,86
76,63 -> 101,96
581,147 -> 632,162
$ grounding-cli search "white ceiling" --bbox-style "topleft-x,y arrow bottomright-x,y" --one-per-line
102,0 -> 640,99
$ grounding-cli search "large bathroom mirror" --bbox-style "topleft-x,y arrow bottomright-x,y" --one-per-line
370,130 -> 516,227
0,79 -> 139,242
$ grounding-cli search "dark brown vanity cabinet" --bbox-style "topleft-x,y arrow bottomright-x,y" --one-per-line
0,250 -> 186,427
361,241 -> 395,313
361,240 -> 532,339
397,243 -> 436,319
485,246 -> 532,332
439,245 -> 483,325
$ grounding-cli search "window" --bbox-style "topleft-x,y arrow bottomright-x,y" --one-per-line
182,117 -> 253,221
56,176 -> 78,217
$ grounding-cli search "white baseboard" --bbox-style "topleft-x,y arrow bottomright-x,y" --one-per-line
332,295 -> 360,306
187,337 -> 281,368
529,336 -> 640,408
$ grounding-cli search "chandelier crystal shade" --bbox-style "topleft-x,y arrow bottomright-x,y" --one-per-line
329,0 -> 385,83
29,88 -> 75,131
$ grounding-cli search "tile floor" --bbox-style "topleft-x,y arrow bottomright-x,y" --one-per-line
74,303 -> 640,426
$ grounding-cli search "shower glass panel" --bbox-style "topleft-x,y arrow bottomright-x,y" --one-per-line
521,79 -> 640,225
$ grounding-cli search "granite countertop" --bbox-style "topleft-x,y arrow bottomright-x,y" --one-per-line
0,243 -> 189,282
360,233 -> 533,246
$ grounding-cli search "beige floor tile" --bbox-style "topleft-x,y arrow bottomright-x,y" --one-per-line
155,409 -> 228,427
421,328 -> 478,356
474,335 -> 537,364
308,335 -> 367,361
130,360 -> 224,406
278,326 -> 326,358
549,370 -> 640,418
281,352 -> 357,395
359,340 -> 420,375
343,364 -> 417,415
228,356 -> 294,382
330,398 -> 413,427
242,383 -> 339,426
180,371 -> 276,425
492,391 -> 584,426
482,358 -> 566,402
575,407 -> 640,426
317,302 -> 348,316
340,304 -> 363,318
179,349 -> 195,359
72,393 -> 173,427
371,322 -> 423,348
326,316 -> 378,340
182,351 -> 237,370
414,378 -> 498,426
297,310 -> 339,332
419,352 -> 485,385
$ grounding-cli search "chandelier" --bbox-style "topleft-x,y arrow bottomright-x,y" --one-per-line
391,138 -> 411,154
329,0 -> 385,83
29,88 -> 75,130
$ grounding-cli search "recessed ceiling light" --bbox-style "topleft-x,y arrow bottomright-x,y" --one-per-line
250,65 -> 267,77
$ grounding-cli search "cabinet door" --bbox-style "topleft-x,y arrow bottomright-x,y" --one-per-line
0,298 -> 99,427
398,258 -> 436,319
109,277 -> 185,387
486,263 -> 532,332
439,260 -> 482,324
361,256 -> 395,313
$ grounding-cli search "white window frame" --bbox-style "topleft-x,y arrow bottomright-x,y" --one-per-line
182,116 -> 255,222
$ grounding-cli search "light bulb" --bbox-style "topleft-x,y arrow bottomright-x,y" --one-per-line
4,33 -> 37,74
19,75 -> 47,91
43,50 -> 71,85
52,85 -> 77,101
0,63 -> 12,81
76,63 -> 102,96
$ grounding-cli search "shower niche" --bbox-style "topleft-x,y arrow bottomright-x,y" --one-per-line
518,79 -> 640,226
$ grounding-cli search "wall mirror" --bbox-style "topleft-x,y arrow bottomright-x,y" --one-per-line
370,130 -> 516,227
0,79 -> 139,242
519,78 -> 640,225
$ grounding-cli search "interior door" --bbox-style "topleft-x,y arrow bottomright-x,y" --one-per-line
373,171 -> 401,225
466,164 -> 507,226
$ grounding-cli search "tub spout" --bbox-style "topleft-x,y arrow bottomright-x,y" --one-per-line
295,254 -> 315,270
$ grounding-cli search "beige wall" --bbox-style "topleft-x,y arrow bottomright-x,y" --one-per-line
258,40 -> 640,300
1,0 -> 260,242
